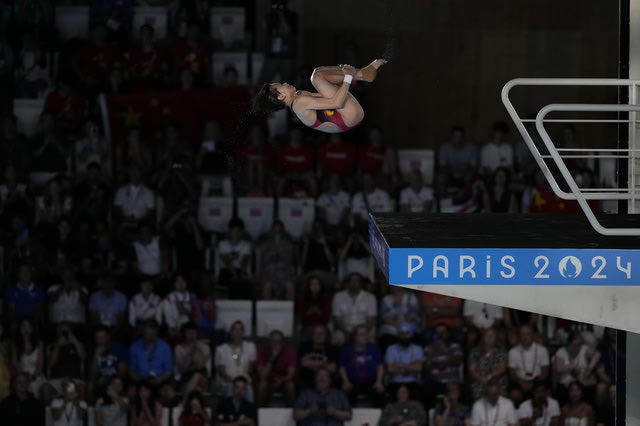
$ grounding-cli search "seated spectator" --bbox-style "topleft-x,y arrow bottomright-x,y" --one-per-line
11,318 -> 45,399
301,218 -> 337,274
156,155 -> 199,223
379,383 -> 428,426
50,380 -> 87,426
554,331 -> 600,404
379,286 -> 421,351
503,308 -> 539,346
89,275 -> 127,330
129,24 -> 169,92
296,275 -> 332,340
385,323 -> 424,398
338,228 -> 373,281
298,324 -> 338,391
74,119 -> 110,177
30,116 -> 69,185
596,328 -> 616,385
42,76 -> 86,134
434,382 -> 470,426
470,379 -> 517,426
172,21 -> 211,87
438,126 -> 478,189
508,325 -> 550,405
73,23 -> 125,92
357,127 -> 396,181
115,127 -> 152,180
47,267 -> 88,325
518,381 -> 560,426
424,323 -> 463,403
316,174 -> 351,229
293,368 -> 352,426
129,320 -> 174,405
42,323 -> 87,404
113,164 -> 156,225
257,329 -> 297,406
338,324 -> 385,407
331,272 -> 377,345
480,121 -> 513,176
421,292 -> 463,345
132,221 -> 168,279
215,321 -> 256,401
95,376 -> 129,426
217,218 -> 253,300
463,300 -> 504,350
317,133 -> 356,177
239,125 -> 273,196
130,381 -> 163,426
34,177 -> 72,225
399,170 -> 434,213
0,372 -> 44,425
217,376 -> 256,426
174,322 -> 210,395
259,220 -> 297,300
164,203 -> 206,287
277,125 -> 316,197
560,382 -> 595,426
482,167 -> 518,213
14,30 -> 50,98
468,328 -> 508,401
5,263 -> 45,325
162,274 -> 197,336
350,172 -> 393,229
87,326 -> 128,403
178,390 -> 211,426
128,277 -> 163,330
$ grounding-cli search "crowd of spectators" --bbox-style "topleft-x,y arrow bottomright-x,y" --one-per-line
0,1 -> 619,426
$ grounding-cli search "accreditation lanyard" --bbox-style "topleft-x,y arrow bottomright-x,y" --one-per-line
520,345 -> 538,378
484,401 -> 500,426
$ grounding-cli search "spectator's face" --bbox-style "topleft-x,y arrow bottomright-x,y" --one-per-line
233,380 -> 247,399
270,333 -> 284,351
229,225 -> 242,241
487,383 -> 500,404
15,374 -> 29,394
139,385 -> 151,400
140,227 -> 154,244
399,329 -> 412,346
95,330 -> 110,347
410,171 -> 422,189
185,328 -> 198,342
174,275 -> 187,291
569,383 -> 582,403
494,170 -> 507,186
140,27 -> 154,45
347,274 -> 362,293
519,326 -> 533,348
446,383 -> 460,401
312,326 -> 326,344
533,385 -> 546,405
483,329 -> 497,348
315,370 -> 330,392
570,334 -> 583,349
451,130 -> 464,146
102,279 -> 115,295
143,324 -> 158,342
58,220 -> 71,238
354,327 -> 368,346
435,325 -> 448,342
493,129 -> 506,143
396,385 -> 409,403
129,167 -> 142,185
308,278 -> 321,295
328,174 -> 340,191
231,323 -> 244,341
20,319 -> 32,336
18,266 -> 31,285
224,69 -> 239,86
110,378 -> 123,394
141,281 -> 153,295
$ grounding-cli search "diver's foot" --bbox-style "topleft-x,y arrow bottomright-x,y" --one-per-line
358,59 -> 388,82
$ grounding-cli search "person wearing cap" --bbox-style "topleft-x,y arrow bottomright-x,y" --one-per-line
384,322 -> 425,399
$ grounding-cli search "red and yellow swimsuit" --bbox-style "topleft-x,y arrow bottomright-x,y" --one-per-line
309,108 -> 360,132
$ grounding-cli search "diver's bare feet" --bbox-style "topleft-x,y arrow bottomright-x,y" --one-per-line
358,59 -> 388,82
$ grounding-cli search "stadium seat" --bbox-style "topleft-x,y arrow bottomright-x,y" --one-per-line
198,197 -> 233,234
13,99 -> 44,137
345,408 -> 382,426
397,149 -> 435,185
237,197 -> 274,240
133,7 -> 168,39
210,7 -> 246,48
255,300 -> 294,338
277,198 -> 315,240
215,300 -> 253,335
54,6 -> 90,40
212,51 -> 250,86
257,407 -> 296,426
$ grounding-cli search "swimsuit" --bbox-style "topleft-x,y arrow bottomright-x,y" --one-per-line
310,108 -> 360,132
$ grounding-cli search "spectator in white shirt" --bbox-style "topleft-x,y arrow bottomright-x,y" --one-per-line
351,172 -> 393,228
162,274 -> 196,336
463,300 -> 504,348
215,321 -> 257,402
331,272 -> 377,345
217,218 -> 252,299
480,121 -> 514,176
316,174 -> 351,228
518,381 -> 561,426
128,277 -> 162,330
113,163 -> 155,223
508,325 -> 550,406
131,222 -> 168,278
48,267 -> 88,325
471,379 -> 518,426
553,331 -> 600,403
50,380 -> 88,426
399,170 -> 434,213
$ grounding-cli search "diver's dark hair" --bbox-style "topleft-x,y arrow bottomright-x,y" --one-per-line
254,84 -> 286,112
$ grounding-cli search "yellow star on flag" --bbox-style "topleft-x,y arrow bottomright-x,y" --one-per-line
122,107 -> 141,127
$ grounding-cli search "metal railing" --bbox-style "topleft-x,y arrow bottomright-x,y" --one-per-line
502,78 -> 640,236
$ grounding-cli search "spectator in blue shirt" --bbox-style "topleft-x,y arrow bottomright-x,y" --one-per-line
338,324 -> 385,407
5,263 -> 45,326
129,320 -> 175,405
89,275 -> 127,331
385,323 -> 425,399
294,368 -> 352,426
87,325 -> 128,403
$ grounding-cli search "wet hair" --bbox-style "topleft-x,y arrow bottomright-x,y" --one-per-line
254,84 -> 286,112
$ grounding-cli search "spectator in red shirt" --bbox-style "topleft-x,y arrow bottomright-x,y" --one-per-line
317,133 -> 356,177
172,21 -> 211,87
296,275 -> 331,339
129,24 -> 169,92
257,330 -> 297,406
43,75 -> 86,134
73,23 -> 125,93
357,127 -> 396,180
239,125 -> 273,196
277,126 -> 316,197
422,292 -> 464,345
